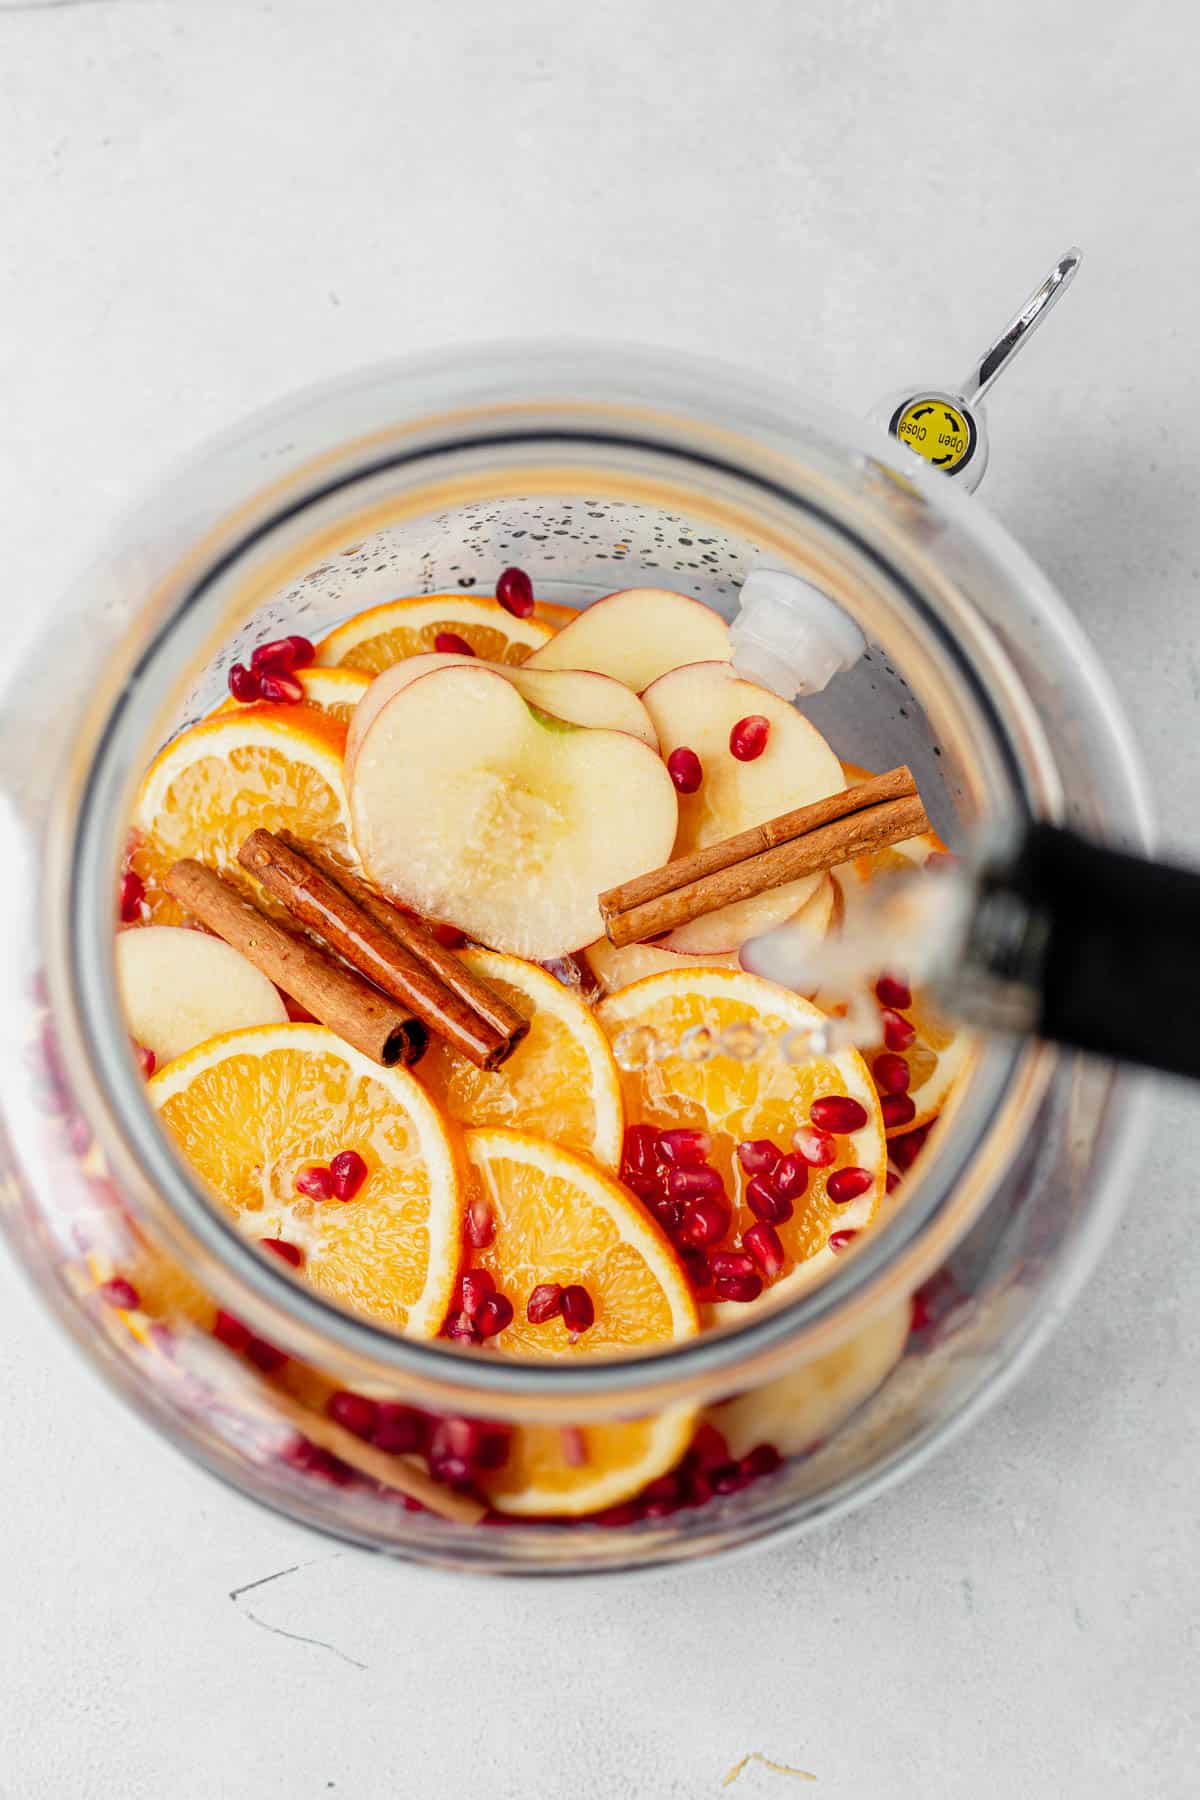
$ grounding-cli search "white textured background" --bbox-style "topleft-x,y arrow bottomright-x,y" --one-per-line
2,3 -> 1198,1796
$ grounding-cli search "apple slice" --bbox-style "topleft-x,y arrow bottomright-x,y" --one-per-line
345,655 -> 658,782
640,661 -> 844,953
584,874 -> 835,995
117,924 -> 288,1067
524,588 -> 732,691
584,935 -> 741,995
348,664 -> 678,960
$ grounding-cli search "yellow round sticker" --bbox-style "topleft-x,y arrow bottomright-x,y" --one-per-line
890,396 -> 976,474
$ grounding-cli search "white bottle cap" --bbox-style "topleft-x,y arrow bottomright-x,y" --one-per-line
730,569 -> 866,699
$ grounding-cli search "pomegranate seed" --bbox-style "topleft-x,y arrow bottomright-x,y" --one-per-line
258,671 -> 305,704
890,1124 -> 930,1170
712,1463 -> 749,1494
625,1165 -> 668,1201
496,566 -> 535,617
443,1311 -> 479,1343
909,1290 -> 933,1332
560,1426 -> 589,1467
667,1163 -> 724,1201
827,1165 -> 873,1204
741,1442 -> 782,1479
656,1127 -> 712,1166
792,1123 -> 837,1166
260,1237 -> 303,1268
666,746 -> 703,794
328,1390 -> 378,1440
213,1310 -> 252,1352
640,1472 -> 682,1517
287,634 -> 316,669
681,1246 -> 714,1291
881,1008 -> 917,1052
330,1149 -> 368,1199
746,1176 -> 792,1225
829,1228 -> 859,1252
652,1198 -> 686,1235
809,1094 -> 868,1135
873,1052 -> 911,1095
743,1220 -> 785,1279
118,870 -> 145,923
711,1250 -> 755,1280
679,1195 -> 731,1247
729,714 -> 770,761
459,1268 -> 496,1316
474,1292 -> 514,1338
429,1453 -> 476,1490
431,1415 -> 508,1470
770,1153 -> 808,1200
875,973 -> 912,1010
886,1169 -> 901,1193
245,1336 -> 288,1372
689,1422 -> 731,1470
133,1040 -> 156,1078
684,1469 -> 713,1507
465,1199 -> 495,1247
431,921 -> 467,948
561,1284 -> 595,1333
736,1138 -> 780,1177
372,1403 -> 426,1453
296,1164 -> 333,1200
433,631 -> 476,656
715,1272 -> 763,1303
251,637 -> 303,675
285,1438 -> 353,1485
593,1502 -> 640,1527
526,1282 -> 563,1323
881,1092 -> 917,1128
227,662 -> 261,702
99,1276 -> 139,1310
621,1123 -> 659,1177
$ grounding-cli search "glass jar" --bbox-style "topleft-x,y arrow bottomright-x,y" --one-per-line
0,346 -> 1150,1573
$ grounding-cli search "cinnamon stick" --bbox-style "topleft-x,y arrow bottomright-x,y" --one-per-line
599,766 -> 930,947
268,1384 -> 487,1525
164,861 -> 427,1067
238,831 -> 526,1070
279,832 -> 528,1051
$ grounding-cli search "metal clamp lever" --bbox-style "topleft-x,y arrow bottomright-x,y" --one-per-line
874,248 -> 1082,492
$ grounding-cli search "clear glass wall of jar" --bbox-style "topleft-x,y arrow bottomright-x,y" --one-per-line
0,348 -> 1150,1573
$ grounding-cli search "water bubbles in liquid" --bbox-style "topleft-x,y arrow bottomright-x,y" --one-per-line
718,1019 -> 767,1061
612,1025 -> 663,1072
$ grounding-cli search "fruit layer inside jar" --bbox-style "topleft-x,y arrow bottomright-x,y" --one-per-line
103,577 -> 966,1520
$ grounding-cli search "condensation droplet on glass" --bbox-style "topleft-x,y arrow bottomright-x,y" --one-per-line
719,1019 -> 766,1061
612,1025 -> 662,1072
678,1024 -> 716,1063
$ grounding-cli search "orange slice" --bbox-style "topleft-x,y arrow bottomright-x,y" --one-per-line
482,1406 -> 698,1518
460,1127 -> 698,1359
315,595 -> 554,674
530,599 -> 579,631
416,950 -> 623,1168
595,968 -> 886,1315
214,667 -> 370,725
129,707 -> 354,925
150,1023 -> 464,1335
